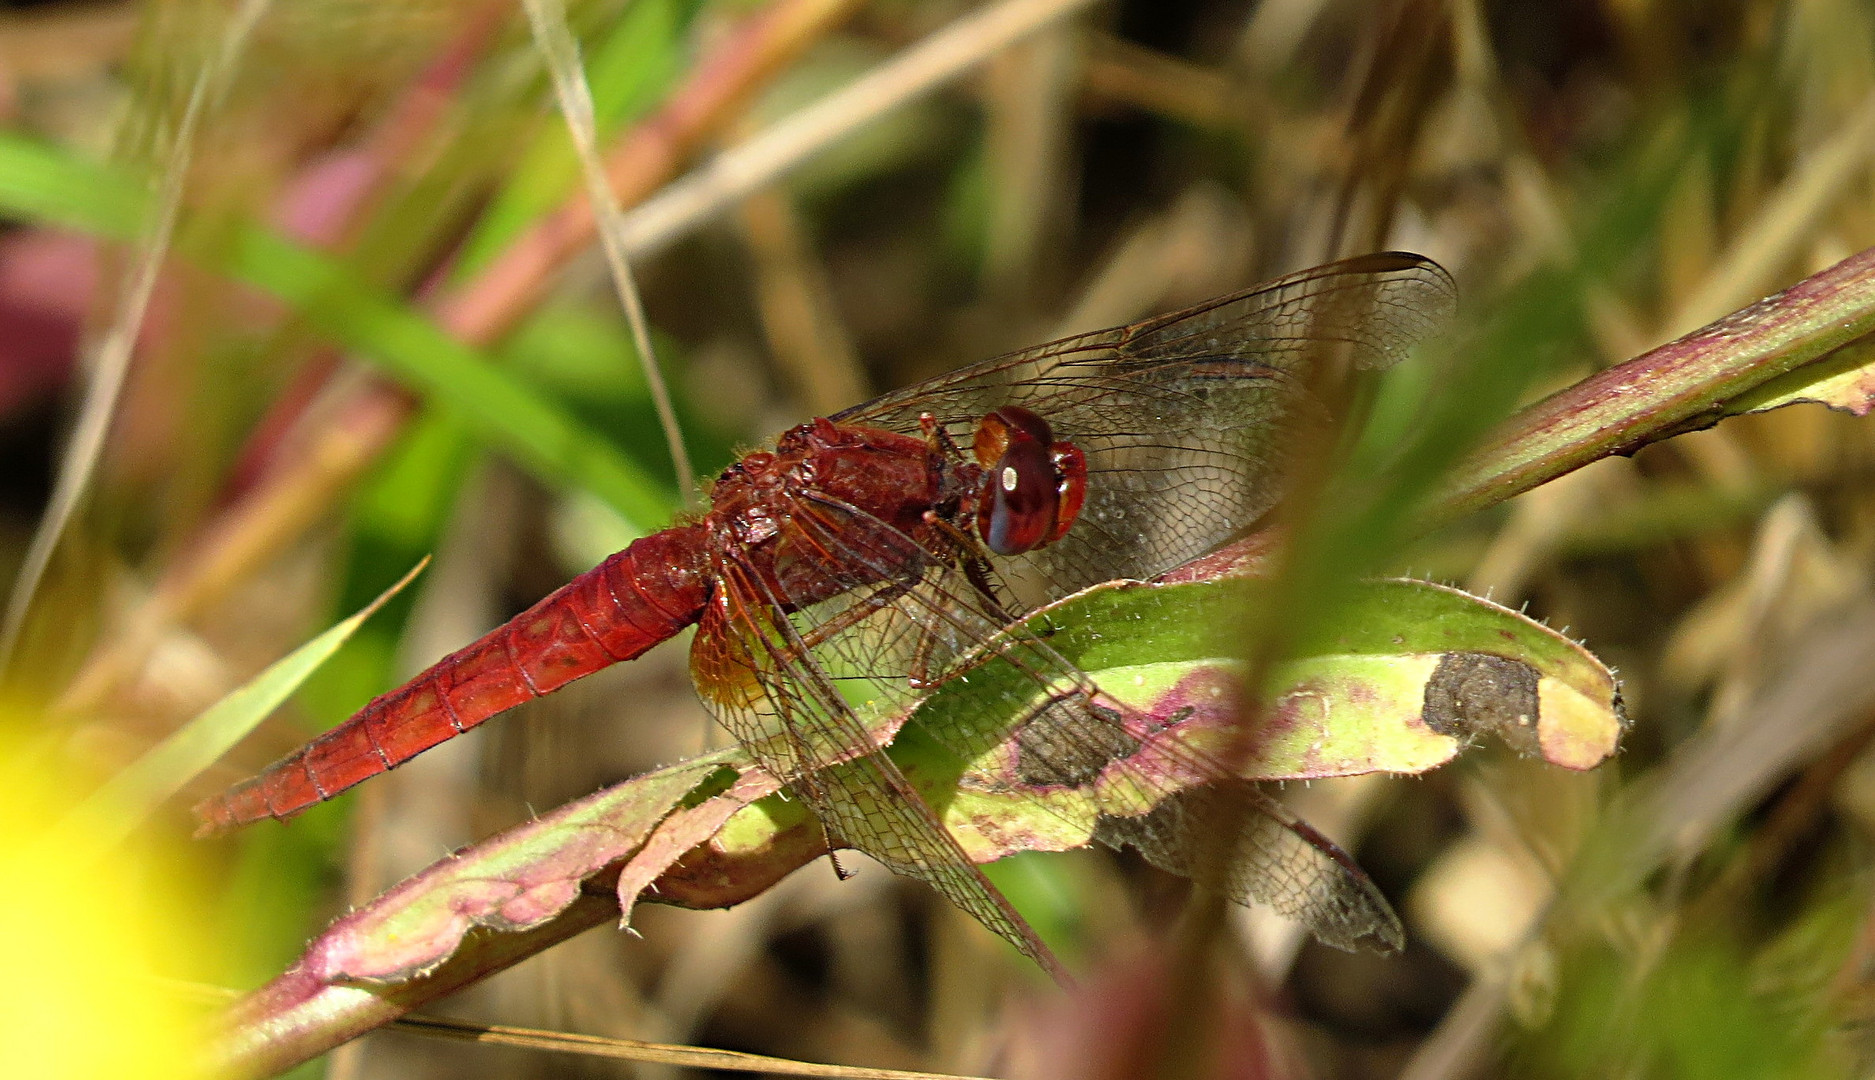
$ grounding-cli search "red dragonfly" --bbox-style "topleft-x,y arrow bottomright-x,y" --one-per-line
198,252 -> 1455,973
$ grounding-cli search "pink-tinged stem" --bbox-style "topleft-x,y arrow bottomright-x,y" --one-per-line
1434,245 -> 1875,524
211,831 -> 825,1079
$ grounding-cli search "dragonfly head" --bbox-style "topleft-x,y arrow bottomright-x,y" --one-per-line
971,406 -> 1088,556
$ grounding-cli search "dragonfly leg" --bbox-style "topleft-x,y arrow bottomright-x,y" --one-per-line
827,850 -> 855,881
781,728 -> 853,859
914,511 -> 1017,621
897,512 -> 1029,691
918,411 -> 966,458
792,577 -> 919,651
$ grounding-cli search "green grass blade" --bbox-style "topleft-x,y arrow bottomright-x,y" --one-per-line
226,226 -> 673,525
61,560 -> 428,850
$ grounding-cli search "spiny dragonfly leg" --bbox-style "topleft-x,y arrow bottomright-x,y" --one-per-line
903,511 -> 1025,691
918,512 -> 1061,638
918,411 -> 964,457
915,511 -> 1016,620
792,578 -> 919,651
775,718 -> 851,866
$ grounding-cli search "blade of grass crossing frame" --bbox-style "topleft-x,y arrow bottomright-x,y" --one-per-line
0,0 -> 272,675
523,0 -> 695,502
60,559 -> 429,850
454,0 -> 695,275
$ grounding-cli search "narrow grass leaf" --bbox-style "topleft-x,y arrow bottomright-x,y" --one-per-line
61,559 -> 428,850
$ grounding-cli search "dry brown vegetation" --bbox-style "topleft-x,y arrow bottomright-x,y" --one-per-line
4,1 -> 1875,1077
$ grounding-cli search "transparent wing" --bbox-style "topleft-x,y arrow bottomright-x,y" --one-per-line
773,494 -> 1404,952
689,540 -> 1062,978
1095,781 -> 1403,953
832,253 -> 1457,604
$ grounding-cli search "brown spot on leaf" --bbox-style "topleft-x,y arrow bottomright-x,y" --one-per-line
1423,652 -> 1542,756
1014,699 -> 1143,787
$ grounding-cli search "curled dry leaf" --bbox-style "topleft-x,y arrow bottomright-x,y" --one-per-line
612,763 -> 789,925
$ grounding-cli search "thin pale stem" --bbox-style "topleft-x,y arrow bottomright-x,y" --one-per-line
522,0 -> 695,504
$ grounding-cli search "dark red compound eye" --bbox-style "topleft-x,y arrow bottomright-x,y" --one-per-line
973,407 -> 1089,555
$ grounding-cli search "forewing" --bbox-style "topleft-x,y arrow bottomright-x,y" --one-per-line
832,253 -> 1457,602
688,549 -> 1062,978
780,495 -> 1095,762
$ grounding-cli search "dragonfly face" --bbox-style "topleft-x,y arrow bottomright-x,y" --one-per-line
969,405 -> 1089,556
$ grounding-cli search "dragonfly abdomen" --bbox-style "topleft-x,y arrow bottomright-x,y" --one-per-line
193,525 -> 713,835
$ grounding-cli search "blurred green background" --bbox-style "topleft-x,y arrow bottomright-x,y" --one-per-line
2,0 -> 1874,1077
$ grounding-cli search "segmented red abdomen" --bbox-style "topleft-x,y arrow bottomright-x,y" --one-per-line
193,524 -> 713,835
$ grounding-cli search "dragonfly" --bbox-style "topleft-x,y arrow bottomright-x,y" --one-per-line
196,252 -> 1456,976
